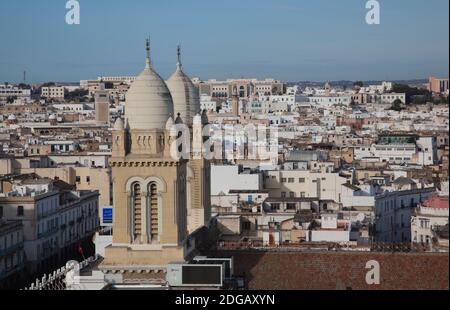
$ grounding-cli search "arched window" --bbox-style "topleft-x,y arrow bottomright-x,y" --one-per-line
132,183 -> 142,240
148,183 -> 159,241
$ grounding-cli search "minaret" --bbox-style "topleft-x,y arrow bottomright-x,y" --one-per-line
232,85 -> 239,117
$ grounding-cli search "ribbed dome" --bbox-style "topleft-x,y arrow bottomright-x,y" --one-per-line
125,46 -> 174,130
166,48 -> 200,127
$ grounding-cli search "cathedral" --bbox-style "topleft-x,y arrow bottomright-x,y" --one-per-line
102,40 -> 211,270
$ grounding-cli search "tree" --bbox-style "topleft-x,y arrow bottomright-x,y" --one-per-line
391,83 -> 432,105
354,81 -> 364,88
65,89 -> 89,101
6,96 -> 17,104
18,83 -> 31,89
433,95 -> 449,105
390,99 -> 403,111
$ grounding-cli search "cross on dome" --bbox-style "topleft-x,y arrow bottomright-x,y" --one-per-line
145,37 -> 151,68
177,44 -> 182,69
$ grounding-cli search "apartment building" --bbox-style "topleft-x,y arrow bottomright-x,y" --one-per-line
353,135 -> 437,166
429,76 -> 449,95
264,170 -> 347,202
41,86 -> 65,100
411,196 -> 449,248
0,84 -> 31,103
374,179 -> 436,243
309,95 -> 352,107
0,177 -> 99,275
0,220 -> 25,289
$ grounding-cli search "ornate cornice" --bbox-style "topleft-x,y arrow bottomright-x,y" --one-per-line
110,160 -> 180,168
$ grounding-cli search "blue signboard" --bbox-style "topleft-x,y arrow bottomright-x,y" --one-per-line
103,208 -> 113,224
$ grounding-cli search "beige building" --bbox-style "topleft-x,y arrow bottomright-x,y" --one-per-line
102,41 -> 210,271
94,90 -> 111,124
264,170 -> 347,202
197,78 -> 284,98
41,86 -> 65,99
0,158 -> 111,211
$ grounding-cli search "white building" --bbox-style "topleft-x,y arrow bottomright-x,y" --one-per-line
52,103 -> 93,114
411,196 -> 449,248
44,141 -> 78,153
0,84 -> 31,103
377,93 -> 406,104
307,213 -> 351,243
96,76 -> 136,84
200,94 -> 217,112
0,179 -> 99,274
375,182 -> 436,243
309,95 -> 352,107
211,165 -> 262,196
353,136 -> 437,166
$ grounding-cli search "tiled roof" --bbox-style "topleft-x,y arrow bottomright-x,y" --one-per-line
423,196 -> 449,209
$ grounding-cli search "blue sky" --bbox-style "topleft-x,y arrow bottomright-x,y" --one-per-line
0,0 -> 448,83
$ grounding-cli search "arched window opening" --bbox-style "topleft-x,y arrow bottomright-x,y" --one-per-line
149,183 -> 159,241
132,183 -> 142,240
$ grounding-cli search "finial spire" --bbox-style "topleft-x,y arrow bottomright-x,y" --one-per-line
145,37 -> 151,68
177,43 -> 182,69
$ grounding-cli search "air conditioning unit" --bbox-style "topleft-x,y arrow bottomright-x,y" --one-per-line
192,256 -> 234,279
166,263 -> 223,288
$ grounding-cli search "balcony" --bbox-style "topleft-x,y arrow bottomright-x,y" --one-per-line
37,227 -> 59,239
0,242 -> 24,256
0,263 -> 25,280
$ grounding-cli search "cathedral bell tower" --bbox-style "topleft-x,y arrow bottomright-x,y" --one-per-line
103,40 -> 188,269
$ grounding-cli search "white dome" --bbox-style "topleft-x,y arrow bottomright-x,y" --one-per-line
49,114 -> 57,120
8,114 -> 16,121
166,50 -> 200,127
125,49 -> 174,130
